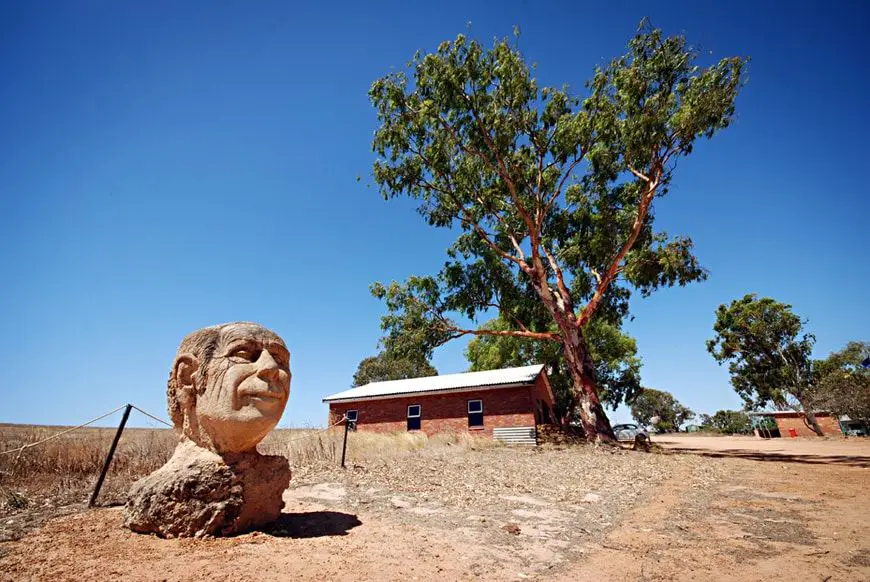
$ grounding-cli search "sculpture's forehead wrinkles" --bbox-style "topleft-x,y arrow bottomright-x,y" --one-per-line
218,323 -> 285,350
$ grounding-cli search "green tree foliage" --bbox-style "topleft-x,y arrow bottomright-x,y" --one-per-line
465,316 -> 642,420
629,388 -> 693,432
706,294 -> 825,435
369,22 -> 747,441
352,352 -> 437,387
702,410 -> 753,434
809,341 -> 870,420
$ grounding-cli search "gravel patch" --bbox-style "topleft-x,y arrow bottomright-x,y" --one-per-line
288,444 -> 713,575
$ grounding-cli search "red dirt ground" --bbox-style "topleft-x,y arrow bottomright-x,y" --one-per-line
2,435 -> 868,581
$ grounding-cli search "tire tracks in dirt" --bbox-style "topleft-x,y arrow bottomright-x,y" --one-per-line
562,453 -> 870,581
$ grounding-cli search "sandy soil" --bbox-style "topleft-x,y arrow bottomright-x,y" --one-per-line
568,435 -> 870,581
656,432 -> 870,460
1,436 -> 868,581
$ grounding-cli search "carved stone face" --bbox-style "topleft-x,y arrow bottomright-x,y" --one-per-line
171,322 -> 291,454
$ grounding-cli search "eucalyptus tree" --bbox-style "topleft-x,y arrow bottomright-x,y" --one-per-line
707,294 -> 824,435
629,388 -> 694,432
369,23 -> 747,441
810,341 -> 870,421
465,316 -> 642,421
352,352 -> 437,387
703,410 -> 753,434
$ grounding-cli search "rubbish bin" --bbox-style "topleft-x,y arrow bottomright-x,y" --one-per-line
788,427 -> 798,438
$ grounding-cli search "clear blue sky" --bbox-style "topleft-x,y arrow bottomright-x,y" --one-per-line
1,1 -> 867,428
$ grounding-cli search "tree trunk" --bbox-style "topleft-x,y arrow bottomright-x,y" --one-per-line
562,326 -> 616,443
802,409 -> 825,436
794,394 -> 824,436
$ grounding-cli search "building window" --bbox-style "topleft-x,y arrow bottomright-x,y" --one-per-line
407,404 -> 421,431
344,409 -> 358,431
468,399 -> 483,428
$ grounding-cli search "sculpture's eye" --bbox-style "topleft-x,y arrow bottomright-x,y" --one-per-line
272,351 -> 289,369
229,346 -> 260,362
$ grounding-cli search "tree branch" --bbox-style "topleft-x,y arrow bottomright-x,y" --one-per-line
590,268 -> 602,286
482,302 -> 530,333
408,141 -> 531,273
541,244 -> 573,315
405,293 -> 558,344
543,151 -> 586,219
626,164 -> 650,182
445,326 -> 559,342
462,99 -> 539,246
578,170 -> 661,327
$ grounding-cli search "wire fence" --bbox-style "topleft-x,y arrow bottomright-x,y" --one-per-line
0,404 -> 130,458
0,404 -> 352,507
0,404 -> 349,457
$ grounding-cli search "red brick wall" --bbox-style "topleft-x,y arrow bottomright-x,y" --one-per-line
775,413 -> 842,437
529,373 -> 556,423
328,383 -> 541,437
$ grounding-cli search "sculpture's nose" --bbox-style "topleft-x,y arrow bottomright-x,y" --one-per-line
256,349 -> 282,387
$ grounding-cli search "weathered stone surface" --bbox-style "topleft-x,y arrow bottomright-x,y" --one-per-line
123,322 -> 292,538
124,441 -> 291,538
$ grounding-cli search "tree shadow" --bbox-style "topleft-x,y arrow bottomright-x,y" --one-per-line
259,511 -> 362,538
664,446 -> 870,468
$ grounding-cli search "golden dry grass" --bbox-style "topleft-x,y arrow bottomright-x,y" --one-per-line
262,428 -> 498,476
0,423 -> 498,514
0,425 -> 176,512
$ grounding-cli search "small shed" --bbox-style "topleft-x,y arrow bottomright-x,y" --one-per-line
748,411 -> 844,437
322,364 -> 555,445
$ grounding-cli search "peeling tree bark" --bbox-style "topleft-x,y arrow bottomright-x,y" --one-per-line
560,324 -> 616,443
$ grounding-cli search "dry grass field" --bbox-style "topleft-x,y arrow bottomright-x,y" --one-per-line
2,426 -> 869,581
0,424 -> 175,528
0,422 -> 493,540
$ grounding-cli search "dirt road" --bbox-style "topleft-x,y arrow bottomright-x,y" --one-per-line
656,432 -> 870,462
1,437 -> 868,581
569,435 -> 870,581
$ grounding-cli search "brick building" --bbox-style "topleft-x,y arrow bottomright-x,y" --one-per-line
323,364 -> 555,444
752,411 -> 844,437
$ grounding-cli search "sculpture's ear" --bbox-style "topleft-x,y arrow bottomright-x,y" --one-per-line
173,354 -> 199,411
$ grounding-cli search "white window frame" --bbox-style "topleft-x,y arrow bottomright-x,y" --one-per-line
344,410 -> 358,422
467,400 -> 483,414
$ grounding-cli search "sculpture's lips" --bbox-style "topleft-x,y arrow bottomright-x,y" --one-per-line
238,389 -> 284,401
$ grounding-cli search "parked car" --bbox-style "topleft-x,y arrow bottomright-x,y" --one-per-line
612,423 -> 650,443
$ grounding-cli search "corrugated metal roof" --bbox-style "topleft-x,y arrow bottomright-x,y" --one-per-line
322,364 -> 545,402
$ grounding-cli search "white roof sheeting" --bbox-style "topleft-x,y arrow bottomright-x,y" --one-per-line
323,364 -> 545,403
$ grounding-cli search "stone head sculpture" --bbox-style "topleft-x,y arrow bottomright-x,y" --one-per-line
167,322 -> 291,454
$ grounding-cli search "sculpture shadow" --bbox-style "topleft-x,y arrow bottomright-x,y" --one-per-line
260,511 -> 362,538
663,446 -> 870,468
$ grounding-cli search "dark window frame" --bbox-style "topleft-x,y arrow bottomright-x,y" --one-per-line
344,409 -> 358,431
407,404 -> 421,431
468,399 -> 484,428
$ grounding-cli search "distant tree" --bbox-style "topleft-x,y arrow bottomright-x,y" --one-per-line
369,23 -> 747,441
703,410 -> 752,434
706,294 -> 824,435
630,388 -> 694,432
465,316 -> 642,420
352,352 -> 437,387
809,341 -> 870,420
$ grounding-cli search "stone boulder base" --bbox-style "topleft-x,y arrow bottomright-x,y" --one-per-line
124,441 -> 291,538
